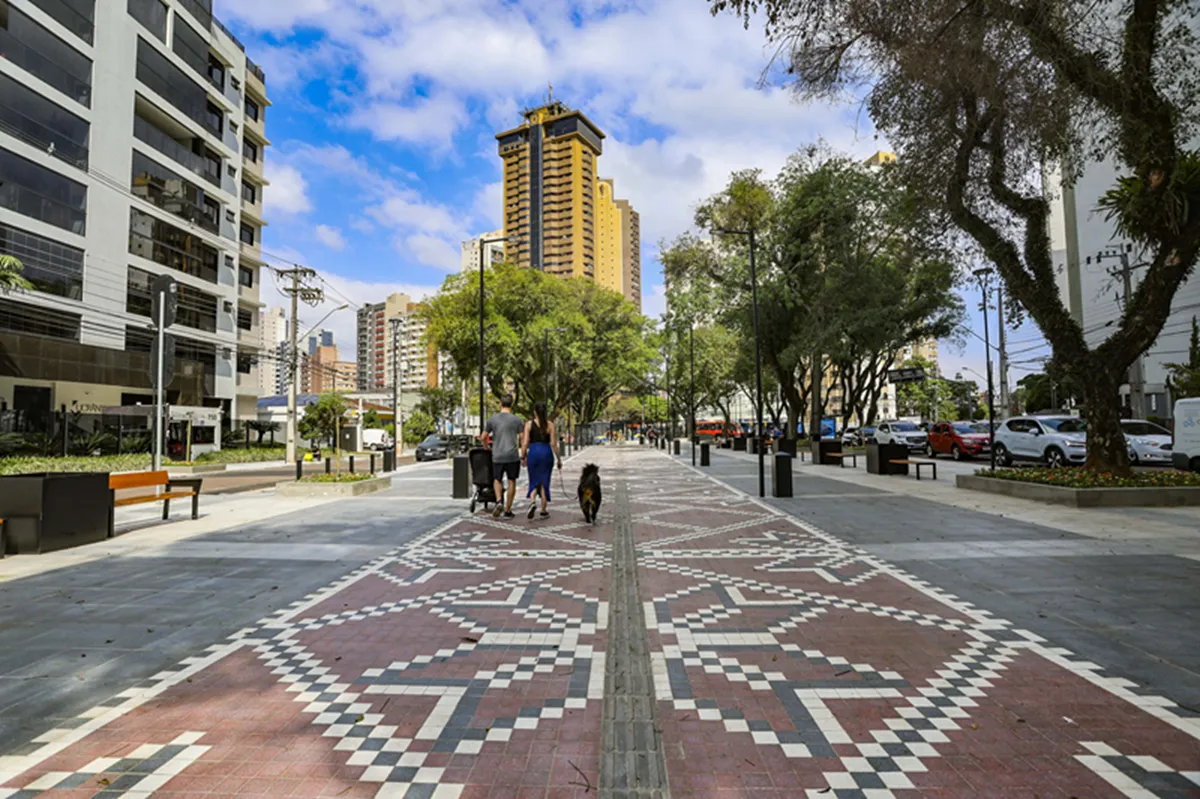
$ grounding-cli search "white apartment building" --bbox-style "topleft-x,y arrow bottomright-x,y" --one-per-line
356,292 -> 438,394
1048,140 -> 1199,420
461,230 -> 505,273
257,306 -> 285,397
0,0 -> 270,424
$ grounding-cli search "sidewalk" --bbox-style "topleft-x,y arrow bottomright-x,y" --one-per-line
0,447 -> 1197,798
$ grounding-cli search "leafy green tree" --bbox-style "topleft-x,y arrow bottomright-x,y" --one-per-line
245,420 -> 281,444
416,385 -> 461,430
896,357 -> 958,422
0,255 -> 33,294
403,409 -> 436,445
298,393 -> 346,448
1165,318 -> 1200,400
710,0 -> 1200,474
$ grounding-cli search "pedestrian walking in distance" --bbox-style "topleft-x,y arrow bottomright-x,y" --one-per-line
521,401 -> 561,520
485,395 -> 524,518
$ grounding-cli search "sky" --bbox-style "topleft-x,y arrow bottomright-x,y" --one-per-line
213,0 -> 1048,396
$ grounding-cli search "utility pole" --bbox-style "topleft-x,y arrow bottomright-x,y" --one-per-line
690,323 -> 696,466
279,266 -> 321,464
390,317 -> 402,462
997,285 -> 1010,419
1094,245 -> 1147,419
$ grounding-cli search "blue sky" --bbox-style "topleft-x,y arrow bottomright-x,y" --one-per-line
213,0 -> 1048,394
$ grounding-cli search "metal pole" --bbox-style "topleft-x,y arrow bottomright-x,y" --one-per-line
479,242 -> 486,437
154,300 -> 165,472
690,323 -> 696,467
665,344 -> 672,443
391,318 -> 401,465
749,230 -> 765,498
997,285 -> 1010,419
1120,253 -> 1147,419
980,275 -> 997,472
286,272 -> 299,463
544,330 -> 550,404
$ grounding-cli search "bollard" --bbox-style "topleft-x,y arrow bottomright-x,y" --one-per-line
452,454 -> 471,499
773,453 -> 793,498
673,439 -> 681,456
350,456 -> 356,474
748,437 -> 759,455
700,442 -> 711,467
370,454 -> 376,475
383,450 -> 395,472
325,457 -> 331,474
295,460 -> 303,481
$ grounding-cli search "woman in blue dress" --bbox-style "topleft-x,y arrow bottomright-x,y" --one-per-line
521,402 -> 561,520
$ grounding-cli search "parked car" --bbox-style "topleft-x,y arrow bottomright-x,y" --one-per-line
993,415 -> 1087,468
873,421 -> 928,451
1172,399 -> 1200,472
362,428 -> 393,451
928,421 -> 992,460
1120,420 -> 1173,465
414,434 -> 451,462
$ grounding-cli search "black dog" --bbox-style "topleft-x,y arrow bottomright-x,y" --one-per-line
578,464 -> 602,525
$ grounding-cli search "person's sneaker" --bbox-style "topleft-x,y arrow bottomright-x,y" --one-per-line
539,511 -> 550,519
503,511 -> 515,519
491,504 -> 503,518
527,502 -> 537,520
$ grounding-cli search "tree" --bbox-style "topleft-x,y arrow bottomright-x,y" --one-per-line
403,409 -> 436,445
710,0 -> 1200,474
298,393 -> 346,448
1165,317 -> 1200,400
896,357 -> 958,421
0,255 -> 33,294
416,385 -> 460,430
245,420 -> 281,445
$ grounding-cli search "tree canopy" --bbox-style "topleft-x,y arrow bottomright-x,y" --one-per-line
422,263 -> 655,423
709,0 -> 1200,473
1165,318 -> 1200,400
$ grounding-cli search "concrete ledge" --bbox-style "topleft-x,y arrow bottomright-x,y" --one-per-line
956,474 -> 1200,507
168,464 -> 228,475
275,475 -> 392,498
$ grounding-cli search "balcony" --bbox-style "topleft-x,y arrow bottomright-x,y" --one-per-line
0,10 -> 92,107
133,109 -> 221,191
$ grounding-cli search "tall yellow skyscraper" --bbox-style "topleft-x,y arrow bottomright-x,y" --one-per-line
496,96 -> 641,309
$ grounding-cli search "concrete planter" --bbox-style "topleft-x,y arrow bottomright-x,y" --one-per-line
168,464 -> 227,475
276,475 -> 392,498
956,474 -> 1200,507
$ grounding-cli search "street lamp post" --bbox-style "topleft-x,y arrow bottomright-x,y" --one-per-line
476,235 -> 511,436
543,326 -> 567,405
974,268 -> 998,471
714,227 -> 765,498
690,322 -> 696,466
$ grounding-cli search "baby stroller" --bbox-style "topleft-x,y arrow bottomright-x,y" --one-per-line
468,448 -> 498,513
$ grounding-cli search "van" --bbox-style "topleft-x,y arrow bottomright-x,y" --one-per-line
362,428 -> 393,451
1172,399 -> 1200,472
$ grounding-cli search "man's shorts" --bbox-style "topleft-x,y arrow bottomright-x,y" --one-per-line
493,459 -> 520,483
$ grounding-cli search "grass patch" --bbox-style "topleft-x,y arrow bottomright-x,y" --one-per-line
0,454 -> 152,476
978,467 -> 1200,489
299,473 -> 374,484
196,447 -> 286,464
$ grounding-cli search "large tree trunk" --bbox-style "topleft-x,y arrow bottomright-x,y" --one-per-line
1079,367 -> 1130,473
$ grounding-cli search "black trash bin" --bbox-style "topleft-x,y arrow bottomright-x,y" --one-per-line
773,453 -> 793,498
748,437 -> 758,455
700,442 -> 711,467
733,437 -> 747,452
673,439 -> 681,455
452,454 -> 471,499
810,439 -> 844,466
0,472 -> 111,554
867,443 -> 910,475
777,438 -> 798,457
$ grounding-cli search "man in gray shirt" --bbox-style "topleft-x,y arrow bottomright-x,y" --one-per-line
485,395 -> 524,518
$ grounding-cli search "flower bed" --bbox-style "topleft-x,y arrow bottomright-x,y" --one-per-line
976,467 -> 1200,489
299,473 -> 374,484
196,447 -> 286,464
0,454 -> 151,476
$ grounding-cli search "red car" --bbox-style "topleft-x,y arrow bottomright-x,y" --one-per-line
928,421 -> 993,460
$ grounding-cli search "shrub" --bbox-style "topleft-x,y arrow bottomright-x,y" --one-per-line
299,473 -> 373,483
0,454 -> 152,476
195,447 -> 287,464
978,467 -> 1200,489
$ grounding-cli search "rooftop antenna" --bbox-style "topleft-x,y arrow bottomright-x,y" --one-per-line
547,82 -> 554,105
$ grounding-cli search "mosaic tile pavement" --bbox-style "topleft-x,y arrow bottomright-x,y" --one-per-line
0,447 -> 1197,798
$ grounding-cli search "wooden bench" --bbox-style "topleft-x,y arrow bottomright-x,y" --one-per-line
889,459 -> 937,481
110,472 -> 203,530
827,452 -> 859,468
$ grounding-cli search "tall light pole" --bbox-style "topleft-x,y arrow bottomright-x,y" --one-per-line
690,322 -> 696,466
544,326 -> 567,406
715,227 -> 765,498
476,234 -> 511,435
974,268 -> 998,471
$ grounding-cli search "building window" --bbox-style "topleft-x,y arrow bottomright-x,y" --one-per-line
0,71 -> 89,169
130,150 -> 219,233
126,0 -> 165,40
241,181 -> 256,204
171,15 -> 210,78
28,0 -> 95,43
0,297 -> 80,341
132,106 -> 221,189
243,138 -> 258,163
128,208 -> 219,283
239,223 -> 255,246
0,4 -> 93,106
127,266 -> 217,332
135,38 -> 218,136
0,221 -> 84,300
238,266 -> 254,287
237,308 -> 252,330
244,97 -> 259,121
237,352 -> 255,374
0,146 -> 87,234
206,56 -> 225,92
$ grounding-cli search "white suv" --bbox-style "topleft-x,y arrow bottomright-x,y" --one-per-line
993,415 -> 1087,468
874,421 -> 928,451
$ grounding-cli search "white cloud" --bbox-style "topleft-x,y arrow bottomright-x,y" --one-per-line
643,283 -> 667,322
345,94 -> 470,149
471,181 -> 503,231
263,163 -> 312,216
403,233 -> 462,272
315,224 -> 347,250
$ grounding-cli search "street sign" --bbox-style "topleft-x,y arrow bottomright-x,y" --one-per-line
150,332 -> 176,387
150,274 -> 178,329
888,367 -> 928,384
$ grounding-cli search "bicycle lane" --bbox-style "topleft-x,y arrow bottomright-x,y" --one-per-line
629,449 -> 1200,798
